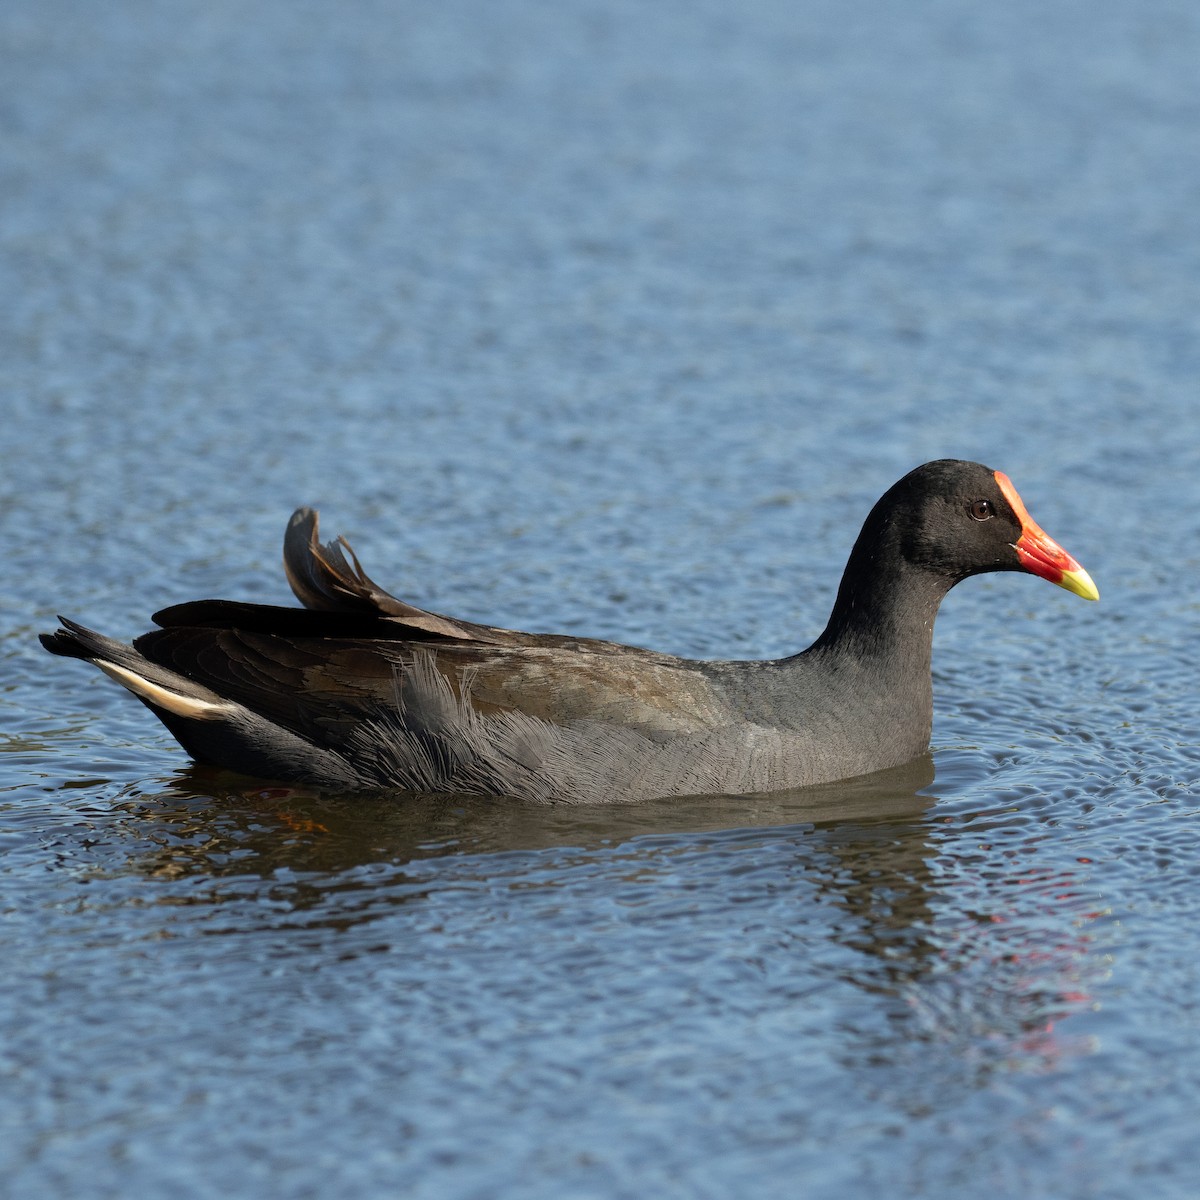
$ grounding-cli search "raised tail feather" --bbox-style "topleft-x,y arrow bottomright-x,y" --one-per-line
282,507 -> 503,641
283,506 -> 389,614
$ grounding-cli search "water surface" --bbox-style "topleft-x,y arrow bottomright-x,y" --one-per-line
3,2 -> 1200,1197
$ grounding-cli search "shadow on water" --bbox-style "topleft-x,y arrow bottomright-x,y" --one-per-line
76,756 -> 950,984
31,748 -> 1105,1082
102,754 -> 939,881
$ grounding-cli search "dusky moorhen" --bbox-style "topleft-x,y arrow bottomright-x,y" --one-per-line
41,460 -> 1097,802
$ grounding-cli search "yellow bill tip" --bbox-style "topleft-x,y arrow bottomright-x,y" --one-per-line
1058,565 -> 1100,602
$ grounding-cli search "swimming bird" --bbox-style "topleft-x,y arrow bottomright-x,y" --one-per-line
40,460 -> 1097,803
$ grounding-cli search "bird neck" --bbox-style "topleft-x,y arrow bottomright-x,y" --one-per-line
808,532 -> 954,677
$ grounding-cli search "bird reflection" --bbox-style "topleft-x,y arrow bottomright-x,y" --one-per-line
95,753 -> 1102,1081
97,757 -> 939,933
107,755 -> 938,890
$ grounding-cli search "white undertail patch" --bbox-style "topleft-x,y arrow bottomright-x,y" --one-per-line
96,662 -> 238,721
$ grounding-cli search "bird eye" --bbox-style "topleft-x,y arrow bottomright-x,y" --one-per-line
969,499 -> 994,521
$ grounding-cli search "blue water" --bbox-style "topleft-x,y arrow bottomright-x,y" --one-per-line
3,1 -> 1200,1196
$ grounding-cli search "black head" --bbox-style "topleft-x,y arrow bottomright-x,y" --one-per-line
874,459 -> 1097,597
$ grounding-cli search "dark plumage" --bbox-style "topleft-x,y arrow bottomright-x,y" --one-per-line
41,460 -> 1097,803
